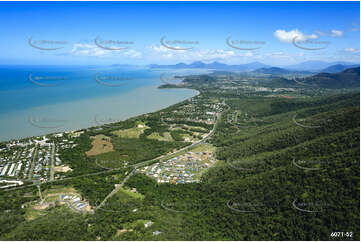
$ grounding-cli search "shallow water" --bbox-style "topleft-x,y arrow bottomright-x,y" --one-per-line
0,66 -> 207,141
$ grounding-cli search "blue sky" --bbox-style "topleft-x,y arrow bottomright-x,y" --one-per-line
0,1 -> 359,66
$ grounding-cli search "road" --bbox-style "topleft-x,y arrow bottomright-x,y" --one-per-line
50,143 -> 55,181
37,184 -> 44,203
27,144 -> 38,181
292,77 -> 314,87
292,114 -> 320,129
96,169 -> 136,209
4,167 -> 124,192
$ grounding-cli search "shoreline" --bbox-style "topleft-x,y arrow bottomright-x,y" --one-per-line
0,86 -> 200,143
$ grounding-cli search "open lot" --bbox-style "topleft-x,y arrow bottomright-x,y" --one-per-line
86,135 -> 114,156
23,186 -> 91,221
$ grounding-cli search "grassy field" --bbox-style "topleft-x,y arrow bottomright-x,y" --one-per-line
24,207 -> 49,221
147,132 -> 173,141
42,186 -> 78,197
114,187 -> 145,202
112,122 -> 149,138
190,143 -> 216,153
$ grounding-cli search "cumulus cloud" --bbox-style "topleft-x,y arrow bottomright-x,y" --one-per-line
351,22 -> 360,32
69,43 -> 143,58
316,29 -> 343,37
274,29 -> 318,43
146,44 -> 254,62
123,49 -> 143,58
70,43 -> 108,57
344,48 -> 360,53
315,30 -> 327,36
331,30 -> 343,37
149,44 -> 180,53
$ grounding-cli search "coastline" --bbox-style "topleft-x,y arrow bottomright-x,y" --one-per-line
0,85 -> 200,143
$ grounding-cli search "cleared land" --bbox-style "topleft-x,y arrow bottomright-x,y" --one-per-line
114,187 -> 145,202
112,122 -> 149,139
147,132 -> 173,141
54,165 -> 72,173
24,186 -> 91,221
86,134 -> 114,156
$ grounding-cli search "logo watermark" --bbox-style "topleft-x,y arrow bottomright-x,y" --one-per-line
226,36 -> 265,50
28,73 -> 67,87
95,158 -> 134,170
94,36 -> 134,51
28,37 -> 68,51
292,158 -> 331,171
292,113 -> 332,129
160,199 -> 202,213
292,199 -> 330,213
226,189 -> 283,214
291,76 -> 316,87
292,36 -> 330,51
28,116 -> 67,129
95,73 -> 133,87
227,200 -> 264,213
95,200 -> 137,213
160,72 -> 183,85
94,114 -> 123,126
160,36 -> 199,51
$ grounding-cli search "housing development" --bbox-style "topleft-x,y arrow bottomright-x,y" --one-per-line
0,133 -> 78,189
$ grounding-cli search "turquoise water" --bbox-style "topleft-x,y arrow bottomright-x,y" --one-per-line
0,66 -> 207,141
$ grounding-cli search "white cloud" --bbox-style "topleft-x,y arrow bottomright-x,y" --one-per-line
351,22 -> 360,32
146,44 -> 254,62
344,48 -> 360,53
316,30 -> 327,36
149,44 -> 185,53
274,29 -> 318,43
316,29 -> 344,37
70,43 -> 107,57
331,30 -> 343,37
69,43 -> 143,59
124,49 -> 143,58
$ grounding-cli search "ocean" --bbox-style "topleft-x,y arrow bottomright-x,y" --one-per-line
0,65 -> 208,142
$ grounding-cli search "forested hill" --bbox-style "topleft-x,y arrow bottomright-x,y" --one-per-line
198,92 -> 360,240
296,67 -> 360,88
321,64 -> 360,73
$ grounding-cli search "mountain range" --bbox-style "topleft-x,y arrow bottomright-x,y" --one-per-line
296,67 -> 360,88
148,61 -> 270,71
320,64 -> 360,73
283,60 -> 358,71
147,61 -> 359,73
252,67 -> 313,75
